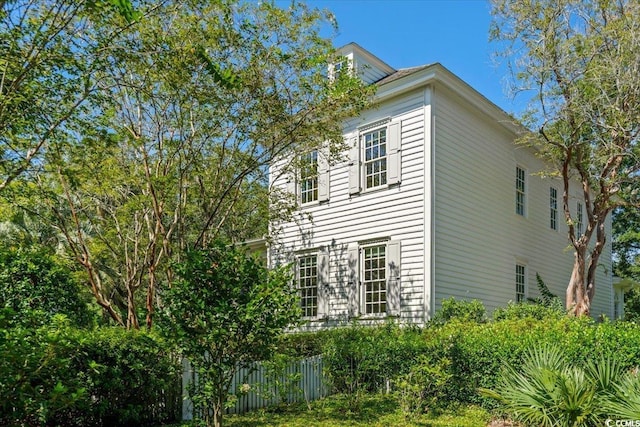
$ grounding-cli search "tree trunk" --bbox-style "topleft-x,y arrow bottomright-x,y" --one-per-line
567,247 -> 590,316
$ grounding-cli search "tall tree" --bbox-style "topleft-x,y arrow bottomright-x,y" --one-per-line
37,0 -> 371,329
491,0 -> 640,316
0,0 -> 136,193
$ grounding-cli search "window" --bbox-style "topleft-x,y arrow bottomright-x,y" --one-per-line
300,151 -> 318,204
516,167 -> 526,216
347,240 -> 401,317
298,254 -> 318,317
363,245 -> 386,314
550,187 -> 558,230
349,121 -> 401,194
363,129 -> 387,189
296,250 -> 329,319
288,149 -> 329,204
516,264 -> 526,302
576,201 -> 584,237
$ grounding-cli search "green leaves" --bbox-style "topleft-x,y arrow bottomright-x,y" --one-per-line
159,240 -> 301,425
481,343 -> 639,427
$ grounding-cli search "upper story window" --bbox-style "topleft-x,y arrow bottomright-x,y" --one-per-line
516,263 -> 526,302
363,128 -> 387,189
300,151 -> 318,204
576,201 -> 584,237
349,120 -> 401,195
287,148 -> 329,204
550,187 -> 558,230
516,166 -> 526,216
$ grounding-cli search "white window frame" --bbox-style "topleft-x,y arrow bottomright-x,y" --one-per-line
347,239 -> 401,318
361,243 -> 387,315
516,166 -> 526,216
297,253 -> 318,318
349,120 -> 401,195
295,249 -> 329,319
362,127 -> 388,190
550,187 -> 558,230
516,263 -> 527,303
287,148 -> 329,205
299,151 -> 318,205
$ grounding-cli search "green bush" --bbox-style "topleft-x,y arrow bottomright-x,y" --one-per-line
431,297 -> 487,325
395,355 -> 451,416
481,344 -> 640,426
0,309 -> 180,427
321,322 -> 427,396
0,248 -> 94,327
493,301 -> 565,321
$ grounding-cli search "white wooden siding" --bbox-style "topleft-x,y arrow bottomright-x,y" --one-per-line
432,84 -> 612,318
270,65 -> 613,325
271,89 -> 428,329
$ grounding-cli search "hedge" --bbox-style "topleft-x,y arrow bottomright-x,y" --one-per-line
0,309 -> 181,427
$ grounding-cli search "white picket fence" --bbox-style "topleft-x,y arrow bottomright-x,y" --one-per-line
181,355 -> 327,420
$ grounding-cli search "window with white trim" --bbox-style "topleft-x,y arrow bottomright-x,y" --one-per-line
363,129 -> 387,189
516,166 -> 526,216
349,120 -> 401,194
298,254 -> 318,317
576,201 -> 584,237
296,250 -> 329,319
300,151 -> 318,204
347,240 -> 401,317
363,244 -> 386,314
287,148 -> 329,204
516,264 -> 527,302
550,187 -> 558,230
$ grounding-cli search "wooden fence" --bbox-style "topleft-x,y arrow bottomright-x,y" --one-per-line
181,355 -> 327,420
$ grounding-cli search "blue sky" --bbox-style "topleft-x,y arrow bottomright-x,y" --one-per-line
304,0 -> 524,115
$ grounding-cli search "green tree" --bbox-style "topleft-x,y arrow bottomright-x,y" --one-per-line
0,0 -> 137,193
35,0 -> 370,329
612,206 -> 640,321
159,241 -> 301,427
0,247 -> 93,327
491,0 -> 640,316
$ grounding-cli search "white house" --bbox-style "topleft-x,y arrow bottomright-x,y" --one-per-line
269,43 -> 614,328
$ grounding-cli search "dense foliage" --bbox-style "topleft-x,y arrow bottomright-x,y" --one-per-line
159,241 -> 301,427
0,309 -> 180,426
481,344 -> 640,426
278,300 -> 640,422
491,0 -> 640,316
0,248 -> 93,327
1,0 -> 372,329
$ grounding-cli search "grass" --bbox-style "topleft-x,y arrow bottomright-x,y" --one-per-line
171,394 -> 493,427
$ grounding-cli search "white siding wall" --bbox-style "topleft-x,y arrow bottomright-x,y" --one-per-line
271,89 -> 429,329
432,84 -> 613,318
353,52 -> 392,84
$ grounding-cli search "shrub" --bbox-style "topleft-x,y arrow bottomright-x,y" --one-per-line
431,297 -> 487,325
0,248 -> 94,327
480,344 -> 639,427
0,309 -> 180,427
159,241 -> 301,427
395,355 -> 451,416
493,301 -> 565,321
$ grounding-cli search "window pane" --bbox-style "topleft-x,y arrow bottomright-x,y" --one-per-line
298,255 -> 318,317
363,245 -> 386,314
363,128 -> 388,189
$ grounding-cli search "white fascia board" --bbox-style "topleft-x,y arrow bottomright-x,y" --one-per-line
375,63 -> 525,136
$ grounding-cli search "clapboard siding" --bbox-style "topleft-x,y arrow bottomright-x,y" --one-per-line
270,50 -> 614,326
272,91 -> 428,329
432,84 -> 612,317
